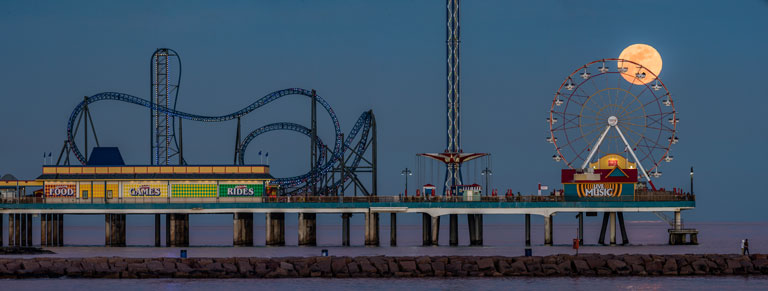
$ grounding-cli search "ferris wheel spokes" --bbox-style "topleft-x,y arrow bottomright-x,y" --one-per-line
579,116 -> 654,185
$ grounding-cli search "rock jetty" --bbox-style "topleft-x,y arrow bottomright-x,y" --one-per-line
0,254 -> 766,279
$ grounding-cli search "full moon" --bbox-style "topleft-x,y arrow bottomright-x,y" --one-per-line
618,44 -> 662,85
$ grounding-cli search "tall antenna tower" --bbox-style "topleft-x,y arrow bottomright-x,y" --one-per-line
419,0 -> 488,195
150,48 -> 183,165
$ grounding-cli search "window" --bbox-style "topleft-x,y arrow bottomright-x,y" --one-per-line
106,190 -> 113,199
82,190 -> 89,199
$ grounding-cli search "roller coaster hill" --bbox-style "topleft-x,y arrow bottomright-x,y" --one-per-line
16,48 -> 380,199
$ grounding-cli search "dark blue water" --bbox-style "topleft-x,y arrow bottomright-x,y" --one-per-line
3,277 -> 768,290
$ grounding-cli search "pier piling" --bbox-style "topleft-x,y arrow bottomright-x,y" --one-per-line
544,214 -> 553,246
265,213 -> 285,246
610,212 -> 617,245
469,214 -> 483,246
298,213 -> 316,246
578,212 -> 584,245
342,213 -> 351,246
422,213 -> 432,246
168,214 -> 189,247
598,212 -> 609,245
390,213 -> 397,246
26,214 -> 32,246
8,213 -> 15,246
449,214 -> 458,246
618,212 -> 629,245
364,212 -> 379,246
525,214 -> 531,247
233,212 -> 254,246
154,214 -> 161,247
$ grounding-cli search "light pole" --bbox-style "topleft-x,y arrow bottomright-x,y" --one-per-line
481,167 -> 492,196
690,166 -> 694,195
401,168 -> 412,196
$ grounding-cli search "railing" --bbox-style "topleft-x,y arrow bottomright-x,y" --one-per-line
0,192 -> 694,205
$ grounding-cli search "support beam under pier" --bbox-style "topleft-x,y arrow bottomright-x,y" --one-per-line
468,214 -> 483,246
365,212 -> 379,246
618,212 -> 629,245
168,214 -> 189,247
234,212 -> 254,246
422,213 -> 432,246
342,213 -> 351,246
105,214 -> 127,247
390,213 -> 397,246
154,214 -> 161,247
610,212 -> 617,245
449,214 -> 458,246
26,214 -> 32,247
544,214 -> 553,246
298,213 -> 316,246
578,212 -> 584,245
598,212 -> 609,245
525,214 -> 531,247
265,213 -> 285,246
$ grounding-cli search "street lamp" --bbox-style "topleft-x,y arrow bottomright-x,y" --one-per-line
401,168 -> 412,196
481,167 -> 492,196
690,166 -> 694,195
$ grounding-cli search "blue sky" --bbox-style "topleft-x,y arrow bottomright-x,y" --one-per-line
1,0 -> 767,221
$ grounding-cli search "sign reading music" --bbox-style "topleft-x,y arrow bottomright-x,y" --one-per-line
576,183 -> 622,198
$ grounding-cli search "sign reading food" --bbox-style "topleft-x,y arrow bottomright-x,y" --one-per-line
219,184 -> 263,197
576,183 -> 622,198
45,184 -> 76,197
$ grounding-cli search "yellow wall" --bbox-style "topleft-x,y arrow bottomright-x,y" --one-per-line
79,183 -> 119,199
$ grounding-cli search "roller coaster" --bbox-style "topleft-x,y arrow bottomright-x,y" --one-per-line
58,49 -> 377,196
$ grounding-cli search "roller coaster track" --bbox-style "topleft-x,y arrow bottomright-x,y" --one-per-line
65,88 -> 372,188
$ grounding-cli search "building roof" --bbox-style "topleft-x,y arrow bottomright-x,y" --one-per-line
1,174 -> 18,181
87,147 -> 125,166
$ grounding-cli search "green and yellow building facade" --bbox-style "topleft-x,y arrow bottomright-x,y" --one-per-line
36,165 -> 274,201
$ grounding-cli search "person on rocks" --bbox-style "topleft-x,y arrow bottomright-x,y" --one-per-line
744,239 -> 750,256
741,239 -> 745,255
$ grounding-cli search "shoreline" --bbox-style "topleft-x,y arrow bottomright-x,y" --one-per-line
0,254 -> 766,279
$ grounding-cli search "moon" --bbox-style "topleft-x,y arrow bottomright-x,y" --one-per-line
618,44 -> 662,85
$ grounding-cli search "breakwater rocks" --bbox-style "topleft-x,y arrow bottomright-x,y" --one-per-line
1,254 -> 767,279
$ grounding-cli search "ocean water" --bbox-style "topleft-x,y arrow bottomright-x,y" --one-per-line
2,277 -> 768,290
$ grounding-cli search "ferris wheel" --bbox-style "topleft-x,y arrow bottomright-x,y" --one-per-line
547,58 -> 678,182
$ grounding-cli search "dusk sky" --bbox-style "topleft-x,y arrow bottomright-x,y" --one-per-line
1,0 -> 767,221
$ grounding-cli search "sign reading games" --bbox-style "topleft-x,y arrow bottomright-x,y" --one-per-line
124,184 -> 167,197
576,183 -> 622,198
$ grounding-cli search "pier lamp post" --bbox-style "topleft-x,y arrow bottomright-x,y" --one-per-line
401,168 -> 412,196
690,167 -> 694,195
481,168 -> 492,196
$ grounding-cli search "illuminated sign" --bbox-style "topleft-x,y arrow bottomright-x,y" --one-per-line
219,184 -> 262,197
227,185 -> 254,196
46,184 -> 76,197
576,183 -> 622,198
128,185 -> 163,197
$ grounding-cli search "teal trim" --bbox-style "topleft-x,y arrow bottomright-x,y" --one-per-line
0,201 -> 695,210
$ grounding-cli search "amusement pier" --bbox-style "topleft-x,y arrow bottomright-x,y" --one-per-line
0,0 -> 695,249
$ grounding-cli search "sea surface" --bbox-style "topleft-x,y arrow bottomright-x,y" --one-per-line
2,214 -> 766,289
